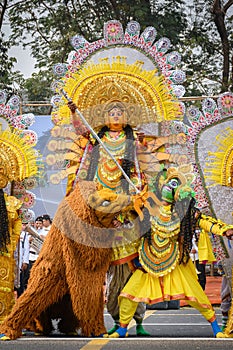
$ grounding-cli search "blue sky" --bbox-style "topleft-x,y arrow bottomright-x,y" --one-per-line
29,115 -> 67,218
31,115 -> 53,138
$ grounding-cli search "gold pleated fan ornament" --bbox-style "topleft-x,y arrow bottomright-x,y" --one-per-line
204,127 -> 233,188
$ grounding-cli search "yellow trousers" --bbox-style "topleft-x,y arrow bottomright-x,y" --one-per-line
119,297 -> 216,325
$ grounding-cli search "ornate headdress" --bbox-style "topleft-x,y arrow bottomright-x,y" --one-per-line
48,20 -> 187,184
0,91 -> 43,222
50,20 -> 186,127
164,164 -> 195,201
151,164 -> 195,203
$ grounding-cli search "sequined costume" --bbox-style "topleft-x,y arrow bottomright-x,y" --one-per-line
108,165 -> 233,338
0,193 -> 22,324
0,92 -> 41,328
120,210 -> 231,313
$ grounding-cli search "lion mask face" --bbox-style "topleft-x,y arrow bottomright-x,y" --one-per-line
87,188 -> 132,227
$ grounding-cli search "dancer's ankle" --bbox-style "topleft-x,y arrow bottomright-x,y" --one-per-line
107,323 -> 119,335
109,325 -> 129,338
115,326 -> 128,337
120,322 -> 128,327
211,319 -> 222,337
136,323 -> 150,336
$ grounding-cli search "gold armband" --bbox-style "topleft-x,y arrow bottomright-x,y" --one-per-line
199,214 -> 233,236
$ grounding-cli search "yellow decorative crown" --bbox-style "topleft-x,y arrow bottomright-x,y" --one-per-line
0,129 -> 39,187
52,57 -> 182,128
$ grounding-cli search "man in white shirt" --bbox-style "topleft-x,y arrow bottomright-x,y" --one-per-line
40,214 -> 52,240
15,223 -> 30,297
190,230 -> 206,290
28,216 -> 44,263
23,216 -> 44,290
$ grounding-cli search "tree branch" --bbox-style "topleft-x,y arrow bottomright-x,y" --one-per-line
0,0 -> 8,29
211,0 -> 230,91
223,0 -> 233,13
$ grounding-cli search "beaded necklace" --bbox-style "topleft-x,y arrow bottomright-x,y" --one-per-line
139,204 -> 181,277
95,131 -> 126,191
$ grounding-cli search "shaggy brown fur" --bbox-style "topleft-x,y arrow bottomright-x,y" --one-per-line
0,181 -> 117,339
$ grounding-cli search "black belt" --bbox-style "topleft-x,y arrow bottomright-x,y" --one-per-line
29,251 -> 37,255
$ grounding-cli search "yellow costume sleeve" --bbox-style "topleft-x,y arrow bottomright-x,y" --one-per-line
0,194 -> 22,323
66,166 -> 78,196
198,229 -> 216,263
198,214 -> 233,263
65,136 -> 90,196
199,214 -> 233,236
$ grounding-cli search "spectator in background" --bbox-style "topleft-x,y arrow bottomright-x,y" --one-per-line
14,223 -> 30,297
40,214 -> 52,240
23,216 -> 44,290
34,216 -> 43,232
190,230 -> 206,290
29,216 -> 44,260
219,236 -> 233,331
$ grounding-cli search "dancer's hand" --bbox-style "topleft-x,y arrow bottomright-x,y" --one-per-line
225,229 -> 233,239
112,219 -> 122,228
136,132 -> 145,143
21,263 -> 28,271
68,101 -> 77,113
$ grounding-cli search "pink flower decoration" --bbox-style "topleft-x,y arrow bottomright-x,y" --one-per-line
21,191 -> 36,209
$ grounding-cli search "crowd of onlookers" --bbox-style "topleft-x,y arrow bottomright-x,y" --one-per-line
15,214 -> 52,298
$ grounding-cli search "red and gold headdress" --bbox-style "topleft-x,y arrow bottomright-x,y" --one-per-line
51,20 -> 186,127
0,91 -> 43,220
48,20 -> 187,184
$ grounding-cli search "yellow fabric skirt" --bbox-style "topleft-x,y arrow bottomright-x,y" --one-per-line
198,230 -> 216,263
120,259 -> 212,310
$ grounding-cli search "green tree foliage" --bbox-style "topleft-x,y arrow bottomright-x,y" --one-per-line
22,71 -> 52,115
4,0 -> 188,101
3,0 -> 233,101
177,0 -> 220,95
6,0 -> 187,65
0,0 -> 24,94
180,0 -> 233,95
0,35 -> 16,91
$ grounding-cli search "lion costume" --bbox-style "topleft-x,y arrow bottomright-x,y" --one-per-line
0,180 -> 138,338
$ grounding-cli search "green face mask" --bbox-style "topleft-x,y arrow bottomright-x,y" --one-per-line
161,178 -> 180,203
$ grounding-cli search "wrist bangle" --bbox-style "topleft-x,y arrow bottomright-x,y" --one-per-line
209,223 -> 214,233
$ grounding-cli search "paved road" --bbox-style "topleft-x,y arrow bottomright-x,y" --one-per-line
1,307 -> 232,349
